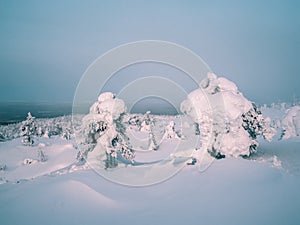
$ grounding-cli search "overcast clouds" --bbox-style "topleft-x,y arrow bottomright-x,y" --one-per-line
0,0 -> 299,105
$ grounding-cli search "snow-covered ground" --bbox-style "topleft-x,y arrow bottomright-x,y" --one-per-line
0,74 -> 300,225
0,140 -> 299,225
0,113 -> 300,225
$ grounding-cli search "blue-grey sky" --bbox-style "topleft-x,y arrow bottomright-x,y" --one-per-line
0,0 -> 299,105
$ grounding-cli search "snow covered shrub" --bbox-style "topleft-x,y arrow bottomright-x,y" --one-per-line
37,149 -> 47,162
0,164 -> 6,171
162,121 -> 180,140
77,92 -> 135,168
127,114 -> 142,127
281,106 -> 300,139
61,128 -> 71,140
242,103 -> 275,142
23,158 -> 37,165
145,114 -> 158,150
20,112 -> 36,146
36,126 -> 44,137
181,73 -> 275,159
194,123 -> 200,136
50,124 -> 62,136
140,111 -> 159,150
0,132 -> 5,142
43,129 -> 50,138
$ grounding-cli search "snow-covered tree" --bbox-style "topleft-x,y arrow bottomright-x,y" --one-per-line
0,132 -> 5,142
0,164 -> 6,171
37,149 -> 47,162
140,111 -> 159,150
20,112 -> 36,146
51,124 -> 62,136
37,126 -> 43,137
242,103 -> 275,142
127,114 -> 142,127
61,128 -> 71,140
194,122 -> 200,136
43,129 -> 50,138
77,117 -> 108,159
162,121 -> 181,140
281,106 -> 300,139
77,92 -> 135,167
181,73 -> 276,160
140,112 -> 151,132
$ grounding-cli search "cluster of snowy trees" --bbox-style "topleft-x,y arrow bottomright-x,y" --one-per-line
76,93 -> 184,168
126,112 -> 181,149
0,113 -> 74,145
0,73 -> 299,169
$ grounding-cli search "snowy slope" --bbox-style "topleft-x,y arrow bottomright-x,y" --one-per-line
0,116 -> 299,225
0,137 -> 78,183
0,154 -> 299,225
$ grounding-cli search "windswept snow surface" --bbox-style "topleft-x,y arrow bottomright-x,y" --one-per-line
0,137 -> 77,183
0,121 -> 300,225
0,149 -> 300,225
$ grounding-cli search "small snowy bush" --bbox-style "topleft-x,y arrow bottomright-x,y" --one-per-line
37,149 -> 47,162
162,121 -> 180,140
0,164 -> 6,171
61,128 -> 71,140
23,158 -> 37,165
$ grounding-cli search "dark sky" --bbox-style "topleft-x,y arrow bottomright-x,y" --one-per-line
0,0 -> 299,105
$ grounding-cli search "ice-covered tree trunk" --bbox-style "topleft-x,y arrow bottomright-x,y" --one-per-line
20,112 -> 36,146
